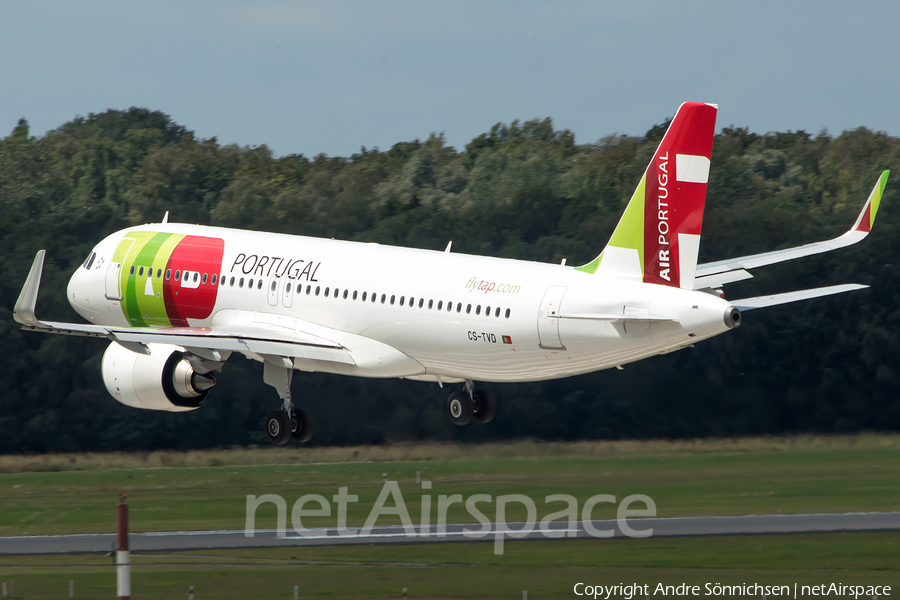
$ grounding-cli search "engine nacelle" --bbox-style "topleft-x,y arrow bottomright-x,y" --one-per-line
101,342 -> 216,412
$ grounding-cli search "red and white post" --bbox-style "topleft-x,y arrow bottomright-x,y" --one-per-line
117,494 -> 130,600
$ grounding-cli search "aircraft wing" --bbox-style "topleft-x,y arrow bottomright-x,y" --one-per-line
694,171 -> 889,288
730,284 -> 868,312
14,250 -> 353,365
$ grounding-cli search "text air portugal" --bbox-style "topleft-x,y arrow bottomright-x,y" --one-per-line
642,103 -> 716,288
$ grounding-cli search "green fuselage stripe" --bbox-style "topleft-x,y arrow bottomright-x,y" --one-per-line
123,232 -> 173,326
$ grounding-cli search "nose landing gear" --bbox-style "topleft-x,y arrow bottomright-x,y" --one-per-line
447,380 -> 496,426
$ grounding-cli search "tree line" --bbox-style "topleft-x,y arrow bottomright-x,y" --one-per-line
0,108 -> 898,452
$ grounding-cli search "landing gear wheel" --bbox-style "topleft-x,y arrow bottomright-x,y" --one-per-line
447,391 -> 473,426
472,389 -> 496,424
265,410 -> 291,445
290,408 -> 314,443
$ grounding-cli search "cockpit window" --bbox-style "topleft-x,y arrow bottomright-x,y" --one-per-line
83,252 -> 96,270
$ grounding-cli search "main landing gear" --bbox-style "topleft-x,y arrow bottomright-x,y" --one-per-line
447,380 -> 496,426
262,357 -> 313,445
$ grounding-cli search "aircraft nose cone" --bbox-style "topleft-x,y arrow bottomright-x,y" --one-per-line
67,266 -> 96,320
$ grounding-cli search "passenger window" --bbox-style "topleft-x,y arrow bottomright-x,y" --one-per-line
297,283 -> 302,294
334,288 -> 340,298
165,269 -> 171,280
272,281 -> 278,292
390,295 -> 395,305
193,272 -> 198,283
495,307 -> 501,317
248,278 -> 254,288
157,269 -> 162,279
230,276 -> 235,286
286,282 -> 292,293
372,293 -> 377,303
175,270 -> 181,281
258,280 -> 263,290
475,305 -> 481,315
306,285 -> 311,294
486,306 -> 491,315
129,265 -> 135,276
381,294 -> 386,304
315,286 -> 320,296
362,292 -> 367,301
352,291 -> 358,300
457,303 -> 462,313
505,308 -> 511,318
239,278 -> 244,288
399,296 -> 405,306
139,266 -> 144,277
420,299 -> 425,309
324,287 -> 330,296
211,274 -> 217,285
466,304 -> 472,314
202,273 -> 208,284
343,290 -> 349,299
437,301 -> 442,310
447,302 -> 453,312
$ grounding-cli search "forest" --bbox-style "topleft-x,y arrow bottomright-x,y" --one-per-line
1,108 -> 898,452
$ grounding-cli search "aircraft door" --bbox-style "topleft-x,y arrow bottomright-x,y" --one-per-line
104,238 -> 134,301
104,263 -> 122,300
537,285 -> 567,350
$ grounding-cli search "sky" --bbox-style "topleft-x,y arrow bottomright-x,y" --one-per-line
1,1 -> 898,158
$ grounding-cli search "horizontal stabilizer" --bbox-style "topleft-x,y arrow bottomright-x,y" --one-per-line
693,269 -> 753,290
731,284 -> 867,312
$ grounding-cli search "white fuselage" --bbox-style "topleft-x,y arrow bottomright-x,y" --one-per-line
67,223 -> 736,384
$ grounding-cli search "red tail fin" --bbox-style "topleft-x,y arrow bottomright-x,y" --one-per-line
643,102 -> 717,288
578,102 -> 718,290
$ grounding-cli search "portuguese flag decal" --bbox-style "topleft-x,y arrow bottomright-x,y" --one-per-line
502,335 -> 513,345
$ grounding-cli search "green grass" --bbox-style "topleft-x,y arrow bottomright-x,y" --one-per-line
0,436 -> 898,536
0,437 -> 897,598
0,533 -> 897,598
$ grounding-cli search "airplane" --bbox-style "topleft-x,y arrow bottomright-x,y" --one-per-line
13,102 -> 889,445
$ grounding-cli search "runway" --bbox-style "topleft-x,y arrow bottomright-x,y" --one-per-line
0,511 -> 898,554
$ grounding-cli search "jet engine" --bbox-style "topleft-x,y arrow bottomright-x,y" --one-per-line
101,342 -> 217,412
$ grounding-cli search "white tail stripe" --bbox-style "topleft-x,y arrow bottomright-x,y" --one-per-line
675,154 -> 710,184
678,233 -> 701,290
595,246 -> 643,282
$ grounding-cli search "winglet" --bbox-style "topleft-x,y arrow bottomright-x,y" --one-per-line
14,250 -> 46,326
850,170 -> 889,233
